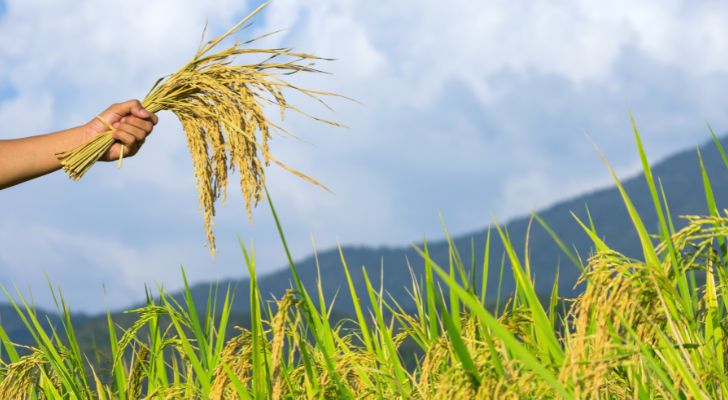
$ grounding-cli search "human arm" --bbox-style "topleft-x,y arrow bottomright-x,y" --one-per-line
0,99 -> 158,189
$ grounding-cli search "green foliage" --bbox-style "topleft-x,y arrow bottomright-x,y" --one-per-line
4,123 -> 728,398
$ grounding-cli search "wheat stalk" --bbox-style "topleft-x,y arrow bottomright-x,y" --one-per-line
56,3 -> 341,256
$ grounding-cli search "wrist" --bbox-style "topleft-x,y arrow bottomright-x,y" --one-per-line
67,124 -> 90,148
77,118 -> 108,143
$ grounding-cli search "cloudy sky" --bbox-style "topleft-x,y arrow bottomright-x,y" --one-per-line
1,0 -> 728,313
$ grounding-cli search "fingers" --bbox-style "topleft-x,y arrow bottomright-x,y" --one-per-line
108,142 -> 139,159
98,99 -> 157,161
110,120 -> 146,158
110,128 -> 137,148
103,99 -> 158,125
114,120 -> 147,142
131,106 -> 158,125
120,116 -> 154,137
111,108 -> 155,152
107,99 -> 145,119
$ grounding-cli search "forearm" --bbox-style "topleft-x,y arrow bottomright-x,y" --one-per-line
0,127 -> 85,189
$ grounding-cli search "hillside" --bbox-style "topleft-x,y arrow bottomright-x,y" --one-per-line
3,136 -> 728,348
176,135 -> 728,315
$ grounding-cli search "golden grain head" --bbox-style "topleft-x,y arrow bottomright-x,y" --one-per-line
56,3 -> 342,256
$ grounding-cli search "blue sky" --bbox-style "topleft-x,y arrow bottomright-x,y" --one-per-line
2,0 -> 728,313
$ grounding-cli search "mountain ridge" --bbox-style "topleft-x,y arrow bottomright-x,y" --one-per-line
174,134 -> 728,316
2,135 -> 727,342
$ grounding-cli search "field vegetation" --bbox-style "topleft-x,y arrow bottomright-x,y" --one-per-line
2,123 -> 728,398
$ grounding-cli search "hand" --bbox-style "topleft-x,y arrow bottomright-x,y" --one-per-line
81,99 -> 159,161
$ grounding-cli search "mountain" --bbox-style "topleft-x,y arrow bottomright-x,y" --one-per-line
177,135 -> 728,315
4,136 -> 728,349
0,304 -> 65,346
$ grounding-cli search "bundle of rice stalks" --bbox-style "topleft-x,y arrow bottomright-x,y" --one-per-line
56,3 -> 341,255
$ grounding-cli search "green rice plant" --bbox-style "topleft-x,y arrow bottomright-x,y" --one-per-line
4,122 -> 728,398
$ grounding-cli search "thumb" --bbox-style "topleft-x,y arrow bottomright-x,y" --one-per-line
106,99 -> 148,120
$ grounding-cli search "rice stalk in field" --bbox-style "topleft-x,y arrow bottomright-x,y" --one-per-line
126,346 -> 149,399
56,2 -> 341,255
6,124 -> 728,398
4,209 -> 728,399
0,349 -> 45,398
209,329 -> 253,399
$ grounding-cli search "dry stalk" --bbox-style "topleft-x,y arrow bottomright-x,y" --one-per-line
56,3 -> 341,255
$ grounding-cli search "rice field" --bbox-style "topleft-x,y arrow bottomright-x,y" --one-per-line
3,125 -> 728,399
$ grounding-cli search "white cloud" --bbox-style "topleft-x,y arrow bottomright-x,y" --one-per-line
2,0 -> 728,312
0,215 -> 272,313
0,92 -> 53,134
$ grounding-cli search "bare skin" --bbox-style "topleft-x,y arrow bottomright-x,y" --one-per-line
0,99 -> 158,189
